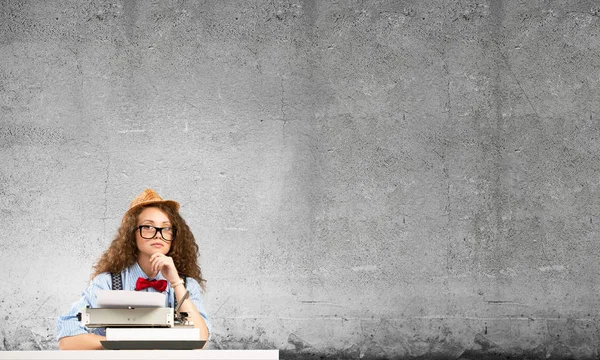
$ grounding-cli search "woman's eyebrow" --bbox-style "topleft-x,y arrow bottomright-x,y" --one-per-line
139,219 -> 171,224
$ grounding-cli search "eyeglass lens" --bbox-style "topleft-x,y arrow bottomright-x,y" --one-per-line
139,225 -> 175,241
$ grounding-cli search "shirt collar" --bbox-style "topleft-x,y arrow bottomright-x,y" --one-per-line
132,261 -> 166,281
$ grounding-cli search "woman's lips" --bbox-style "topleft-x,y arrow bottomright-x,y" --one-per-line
151,242 -> 164,248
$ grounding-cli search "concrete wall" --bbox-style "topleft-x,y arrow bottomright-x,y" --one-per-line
1,0 -> 600,358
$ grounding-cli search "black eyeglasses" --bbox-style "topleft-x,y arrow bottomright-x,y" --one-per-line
138,225 -> 176,241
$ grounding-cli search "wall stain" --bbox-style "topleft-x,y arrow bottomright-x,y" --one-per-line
288,333 -> 313,351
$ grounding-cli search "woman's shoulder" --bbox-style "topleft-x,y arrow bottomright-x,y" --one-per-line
89,271 -> 114,287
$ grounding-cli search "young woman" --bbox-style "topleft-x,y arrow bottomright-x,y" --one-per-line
56,189 -> 211,350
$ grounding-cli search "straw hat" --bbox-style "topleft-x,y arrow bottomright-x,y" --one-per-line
125,189 -> 180,218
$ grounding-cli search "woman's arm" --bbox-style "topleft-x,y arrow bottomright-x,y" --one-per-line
173,282 -> 210,341
58,334 -> 106,350
150,253 -> 211,348
56,273 -> 112,349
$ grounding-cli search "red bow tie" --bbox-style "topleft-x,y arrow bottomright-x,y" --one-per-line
135,277 -> 168,292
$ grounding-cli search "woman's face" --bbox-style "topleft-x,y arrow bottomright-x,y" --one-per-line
135,206 -> 173,257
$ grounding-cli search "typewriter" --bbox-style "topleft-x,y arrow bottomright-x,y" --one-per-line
77,290 -> 205,350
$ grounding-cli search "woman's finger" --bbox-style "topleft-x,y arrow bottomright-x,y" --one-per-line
152,258 -> 162,273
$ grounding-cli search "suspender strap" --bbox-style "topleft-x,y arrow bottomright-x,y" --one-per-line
111,272 -> 123,290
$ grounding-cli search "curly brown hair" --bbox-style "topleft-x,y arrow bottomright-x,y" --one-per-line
91,203 -> 206,290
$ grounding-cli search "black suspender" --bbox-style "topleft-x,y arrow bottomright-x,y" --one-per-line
110,272 -> 187,308
111,272 -> 123,290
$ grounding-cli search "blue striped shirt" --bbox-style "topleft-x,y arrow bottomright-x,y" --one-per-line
56,262 -> 211,340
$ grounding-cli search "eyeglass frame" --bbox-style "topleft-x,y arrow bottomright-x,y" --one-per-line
137,225 -> 177,241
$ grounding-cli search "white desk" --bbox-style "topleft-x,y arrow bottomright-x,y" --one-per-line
0,350 -> 279,359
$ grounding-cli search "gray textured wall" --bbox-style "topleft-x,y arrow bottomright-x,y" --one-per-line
1,0 -> 600,358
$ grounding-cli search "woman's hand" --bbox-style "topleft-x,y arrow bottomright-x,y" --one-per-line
150,252 -> 180,283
